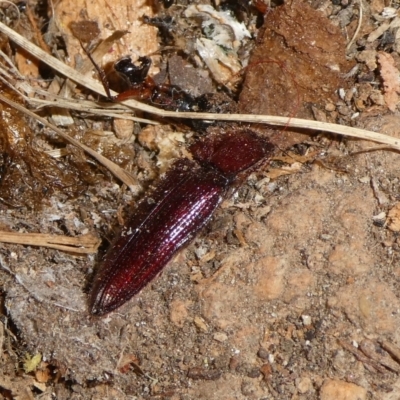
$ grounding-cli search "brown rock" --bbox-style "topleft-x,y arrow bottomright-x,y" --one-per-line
239,0 -> 352,149
296,376 -> 312,394
260,363 -> 273,380
320,379 -> 367,400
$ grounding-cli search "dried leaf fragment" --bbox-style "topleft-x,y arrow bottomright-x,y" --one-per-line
184,4 -> 249,87
378,52 -> 400,112
70,20 -> 100,43
184,4 -> 250,47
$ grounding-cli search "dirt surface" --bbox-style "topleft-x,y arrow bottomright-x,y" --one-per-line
2,0 -> 400,399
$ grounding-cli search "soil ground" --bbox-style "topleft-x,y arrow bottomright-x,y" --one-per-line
2,0 -> 400,399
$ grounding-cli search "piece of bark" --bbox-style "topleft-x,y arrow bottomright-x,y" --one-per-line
239,0 -> 353,149
53,0 -> 159,71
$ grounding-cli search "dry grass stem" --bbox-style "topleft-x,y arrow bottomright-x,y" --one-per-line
0,64 -> 158,125
0,93 -> 140,192
0,231 -> 100,254
346,0 -> 363,52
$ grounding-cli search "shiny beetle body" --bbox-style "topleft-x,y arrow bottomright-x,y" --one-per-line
90,130 -> 275,315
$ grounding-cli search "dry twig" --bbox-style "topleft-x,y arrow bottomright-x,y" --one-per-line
0,231 -> 100,254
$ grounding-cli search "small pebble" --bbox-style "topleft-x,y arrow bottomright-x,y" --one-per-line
257,347 -> 269,360
358,176 -> 370,184
320,379 -> 367,400
213,332 -> 228,342
297,377 -> 312,394
193,316 -> 208,332
302,315 -> 312,326
325,103 -> 336,111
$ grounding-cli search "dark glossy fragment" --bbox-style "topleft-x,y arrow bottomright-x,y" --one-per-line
90,159 -> 229,315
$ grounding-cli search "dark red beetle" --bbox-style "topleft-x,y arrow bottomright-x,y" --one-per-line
90,129 -> 275,315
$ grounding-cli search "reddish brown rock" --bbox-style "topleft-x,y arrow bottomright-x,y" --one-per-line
320,379 -> 367,400
239,0 -> 353,149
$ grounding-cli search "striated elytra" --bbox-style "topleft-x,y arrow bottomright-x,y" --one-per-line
89,129 -> 275,315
